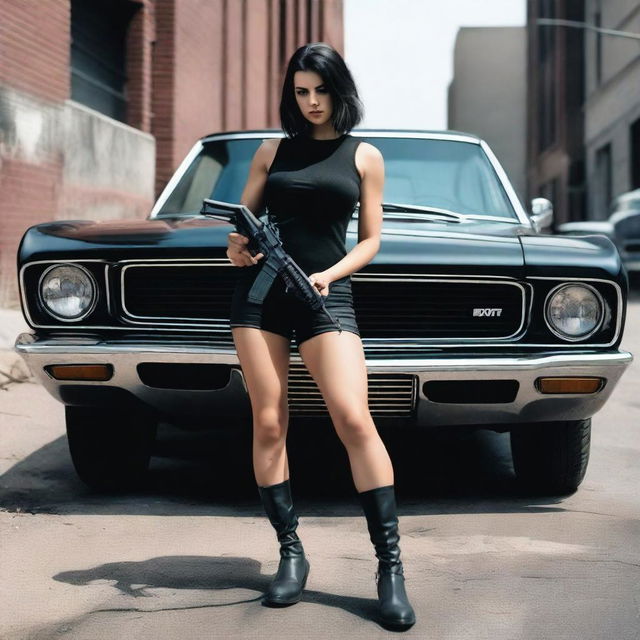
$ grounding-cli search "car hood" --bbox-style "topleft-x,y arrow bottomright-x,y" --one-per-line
20,216 -> 624,281
19,216 -> 527,277
360,219 -> 525,276
519,234 -> 624,280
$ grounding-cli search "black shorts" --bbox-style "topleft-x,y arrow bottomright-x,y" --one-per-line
229,264 -> 360,349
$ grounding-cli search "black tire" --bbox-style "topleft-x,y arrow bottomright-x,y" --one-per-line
509,418 -> 591,496
65,405 -> 158,491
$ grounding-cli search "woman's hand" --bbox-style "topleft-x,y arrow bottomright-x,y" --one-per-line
308,271 -> 333,297
226,232 -> 264,267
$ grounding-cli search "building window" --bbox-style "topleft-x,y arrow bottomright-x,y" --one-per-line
631,117 -> 640,190
537,0 -> 556,152
70,0 -> 139,123
594,143 -> 612,219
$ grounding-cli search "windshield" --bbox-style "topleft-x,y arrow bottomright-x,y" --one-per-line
155,136 -> 517,219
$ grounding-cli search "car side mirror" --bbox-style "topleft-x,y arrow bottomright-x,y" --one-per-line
530,197 -> 554,232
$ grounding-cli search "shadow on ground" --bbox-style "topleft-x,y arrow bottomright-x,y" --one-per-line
0,414 -> 573,517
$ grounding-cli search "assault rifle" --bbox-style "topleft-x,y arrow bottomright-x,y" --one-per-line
199,198 -> 342,333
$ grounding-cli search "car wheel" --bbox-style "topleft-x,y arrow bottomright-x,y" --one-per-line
509,418 -> 591,496
65,405 -> 158,491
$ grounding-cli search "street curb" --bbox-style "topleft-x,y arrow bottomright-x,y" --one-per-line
0,351 -> 33,387
0,308 -> 34,387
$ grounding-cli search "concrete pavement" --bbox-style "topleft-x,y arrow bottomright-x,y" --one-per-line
0,298 -> 638,639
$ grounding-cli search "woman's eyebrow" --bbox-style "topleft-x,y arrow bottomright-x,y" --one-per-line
295,84 -> 325,89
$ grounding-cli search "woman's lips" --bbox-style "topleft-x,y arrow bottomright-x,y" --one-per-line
310,111 -> 322,115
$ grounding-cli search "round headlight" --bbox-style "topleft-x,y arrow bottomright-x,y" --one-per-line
544,283 -> 603,341
39,264 -> 97,321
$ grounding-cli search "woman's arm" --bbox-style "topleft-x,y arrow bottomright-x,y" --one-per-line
227,140 -> 278,266
320,143 -> 384,286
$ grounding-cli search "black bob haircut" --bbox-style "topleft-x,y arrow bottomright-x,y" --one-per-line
279,42 -> 364,138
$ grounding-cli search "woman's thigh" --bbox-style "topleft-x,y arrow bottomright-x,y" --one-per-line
231,327 -> 291,421
297,330 -> 371,431
293,276 -> 360,349
229,267 -> 295,342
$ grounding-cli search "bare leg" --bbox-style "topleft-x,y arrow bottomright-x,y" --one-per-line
232,327 -> 291,487
298,329 -> 416,628
298,330 -> 393,492
232,327 -> 309,606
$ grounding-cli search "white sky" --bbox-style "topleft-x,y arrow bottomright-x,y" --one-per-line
344,0 -> 526,130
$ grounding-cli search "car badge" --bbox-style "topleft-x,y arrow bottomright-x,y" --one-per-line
473,308 -> 503,317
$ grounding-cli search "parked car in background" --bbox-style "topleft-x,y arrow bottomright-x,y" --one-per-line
556,187 -> 640,273
14,129 -> 632,495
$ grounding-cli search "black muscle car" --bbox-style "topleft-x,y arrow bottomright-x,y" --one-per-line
14,129 -> 633,495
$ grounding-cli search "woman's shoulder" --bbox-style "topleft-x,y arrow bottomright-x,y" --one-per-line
261,137 -> 288,173
352,139 -> 382,157
353,139 -> 384,179
261,137 -> 286,153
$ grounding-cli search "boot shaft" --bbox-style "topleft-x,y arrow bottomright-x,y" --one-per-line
358,484 -> 416,629
357,484 -> 403,572
258,478 -> 304,557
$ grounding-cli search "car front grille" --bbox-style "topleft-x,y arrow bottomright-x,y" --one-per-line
120,262 -> 525,340
352,276 -> 523,338
288,362 -> 416,416
122,263 -> 236,323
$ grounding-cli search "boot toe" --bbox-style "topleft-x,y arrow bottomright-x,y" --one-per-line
377,572 -> 416,629
379,602 -> 416,628
262,557 -> 309,606
263,582 -> 304,606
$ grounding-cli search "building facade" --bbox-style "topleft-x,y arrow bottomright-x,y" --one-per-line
527,0 -> 640,224
583,0 -> 640,219
448,26 -> 528,205
526,0 -> 586,227
0,0 -> 344,308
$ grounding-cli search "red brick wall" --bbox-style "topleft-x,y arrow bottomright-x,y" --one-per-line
0,0 -> 344,308
0,0 -> 70,307
246,0 -> 271,127
0,0 -> 70,101
153,0 -> 345,198
152,0 -> 177,200
320,0 -> 343,53
127,0 -> 156,133
222,0 -> 244,133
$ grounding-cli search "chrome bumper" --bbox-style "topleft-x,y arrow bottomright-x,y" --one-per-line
14,332 -> 633,428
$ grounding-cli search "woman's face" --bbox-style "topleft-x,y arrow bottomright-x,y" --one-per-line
293,70 -> 333,128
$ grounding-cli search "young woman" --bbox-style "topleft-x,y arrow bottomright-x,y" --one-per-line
226,42 -> 416,631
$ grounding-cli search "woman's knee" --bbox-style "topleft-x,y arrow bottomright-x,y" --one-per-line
253,406 -> 289,445
333,407 -> 375,446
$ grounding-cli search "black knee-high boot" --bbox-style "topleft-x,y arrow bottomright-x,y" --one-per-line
257,478 -> 310,606
357,484 -> 416,630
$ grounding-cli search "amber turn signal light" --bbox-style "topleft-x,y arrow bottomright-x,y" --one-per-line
45,364 -> 113,381
535,377 -> 604,394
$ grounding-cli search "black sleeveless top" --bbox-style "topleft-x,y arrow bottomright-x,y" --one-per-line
262,131 -> 362,277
